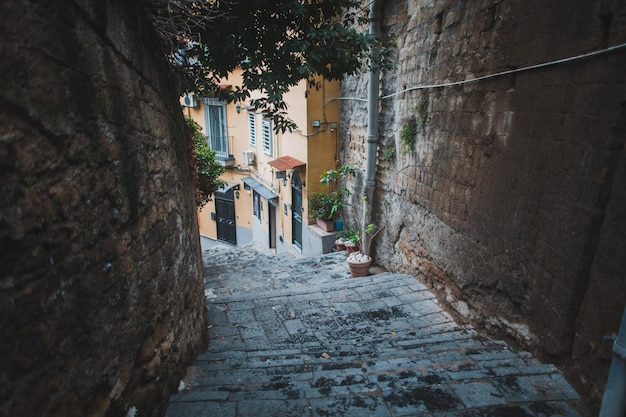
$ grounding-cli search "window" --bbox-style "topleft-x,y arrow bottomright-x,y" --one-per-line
248,111 -> 256,146
203,98 -> 228,159
262,118 -> 272,156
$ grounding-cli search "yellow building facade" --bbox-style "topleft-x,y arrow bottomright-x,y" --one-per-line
183,69 -> 342,256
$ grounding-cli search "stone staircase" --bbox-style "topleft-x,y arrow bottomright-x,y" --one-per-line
166,243 -> 582,417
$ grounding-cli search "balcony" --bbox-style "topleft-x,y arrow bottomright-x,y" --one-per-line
207,135 -> 235,166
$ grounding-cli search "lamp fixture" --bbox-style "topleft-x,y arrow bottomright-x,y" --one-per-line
235,190 -> 240,199
235,104 -> 241,113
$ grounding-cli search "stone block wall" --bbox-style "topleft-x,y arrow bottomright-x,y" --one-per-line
340,0 -> 625,409
0,1 -> 206,416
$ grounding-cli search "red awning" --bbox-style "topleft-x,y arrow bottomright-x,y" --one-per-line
268,156 -> 306,171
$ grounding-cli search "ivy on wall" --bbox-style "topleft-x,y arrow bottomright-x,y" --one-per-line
400,97 -> 429,155
400,116 -> 418,155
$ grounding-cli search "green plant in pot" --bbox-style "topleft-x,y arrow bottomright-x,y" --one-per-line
308,192 -> 344,232
342,227 -> 361,255
320,164 -> 355,193
347,223 -> 383,277
317,164 -> 355,230
335,227 -> 355,252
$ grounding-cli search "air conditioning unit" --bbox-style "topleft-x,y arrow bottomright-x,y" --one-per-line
182,93 -> 198,108
242,150 -> 256,166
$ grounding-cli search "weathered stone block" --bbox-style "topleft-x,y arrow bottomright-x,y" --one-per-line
340,0 -> 626,411
0,1 -> 206,416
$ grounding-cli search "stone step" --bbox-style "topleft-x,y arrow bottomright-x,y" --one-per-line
167,244 -> 583,417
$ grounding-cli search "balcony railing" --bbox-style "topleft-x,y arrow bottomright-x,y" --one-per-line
207,135 -> 235,166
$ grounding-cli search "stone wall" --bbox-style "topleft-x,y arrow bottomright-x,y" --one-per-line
340,0 -> 625,409
0,1 -> 206,416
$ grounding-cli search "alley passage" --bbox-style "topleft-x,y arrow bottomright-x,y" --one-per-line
166,243 -> 581,417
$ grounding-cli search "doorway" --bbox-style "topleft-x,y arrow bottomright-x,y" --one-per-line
268,201 -> 277,249
291,171 -> 302,250
215,188 -> 237,245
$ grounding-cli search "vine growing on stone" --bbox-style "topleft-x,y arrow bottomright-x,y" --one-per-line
400,117 -> 417,155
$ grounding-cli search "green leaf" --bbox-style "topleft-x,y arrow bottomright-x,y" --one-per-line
148,0 -> 385,130
186,117 -> 225,208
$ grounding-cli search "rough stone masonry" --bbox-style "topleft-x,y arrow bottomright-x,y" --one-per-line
0,1 -> 206,416
340,0 -> 626,410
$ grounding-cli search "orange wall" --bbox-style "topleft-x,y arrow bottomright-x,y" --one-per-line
183,70 -> 341,249
303,78 -> 341,222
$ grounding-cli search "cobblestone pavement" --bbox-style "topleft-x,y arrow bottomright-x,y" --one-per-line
166,243 -> 581,417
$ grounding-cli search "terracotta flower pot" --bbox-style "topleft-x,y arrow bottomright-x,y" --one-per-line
335,240 -> 346,251
316,218 -> 335,232
345,242 -> 358,255
347,256 -> 372,278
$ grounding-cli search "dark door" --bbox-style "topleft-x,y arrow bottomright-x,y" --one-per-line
268,201 -> 276,249
215,189 -> 237,245
291,171 -> 303,249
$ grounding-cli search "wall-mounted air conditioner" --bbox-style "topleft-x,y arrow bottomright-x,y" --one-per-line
242,150 -> 256,166
182,93 -> 198,108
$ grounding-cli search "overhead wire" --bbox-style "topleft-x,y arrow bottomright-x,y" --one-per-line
381,41 -> 626,99
324,42 -> 626,104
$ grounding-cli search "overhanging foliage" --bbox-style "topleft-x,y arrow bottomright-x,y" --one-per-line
147,0 -> 389,132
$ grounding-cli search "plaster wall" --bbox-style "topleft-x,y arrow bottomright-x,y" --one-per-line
192,73 -> 343,256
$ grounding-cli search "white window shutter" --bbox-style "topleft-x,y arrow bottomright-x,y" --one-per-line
262,119 -> 272,156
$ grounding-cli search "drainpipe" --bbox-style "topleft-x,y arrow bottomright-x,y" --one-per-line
599,306 -> 626,417
362,0 -> 384,253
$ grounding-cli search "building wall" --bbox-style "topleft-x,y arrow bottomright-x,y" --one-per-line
0,1 -> 206,416
305,80 -> 343,199
340,0 -> 626,409
189,74 -> 342,256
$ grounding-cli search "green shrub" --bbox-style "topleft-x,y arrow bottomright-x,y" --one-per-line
308,192 -> 344,220
186,117 -> 225,208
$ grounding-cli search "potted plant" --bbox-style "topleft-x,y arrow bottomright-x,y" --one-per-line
320,164 -> 355,193
334,237 -> 347,251
316,164 -> 355,231
343,228 -> 360,255
347,223 -> 383,278
308,192 -> 343,232
333,228 -> 357,253
347,251 -> 372,277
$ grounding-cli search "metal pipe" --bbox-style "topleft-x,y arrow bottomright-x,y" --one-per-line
362,0 -> 384,250
600,306 -> 626,417
365,0 -> 383,186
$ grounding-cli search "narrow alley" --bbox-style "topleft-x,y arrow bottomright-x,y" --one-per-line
166,244 -> 582,417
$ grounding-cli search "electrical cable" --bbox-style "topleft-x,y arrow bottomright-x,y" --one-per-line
382,42 -> 626,99
324,42 -> 626,104
324,97 -> 368,106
